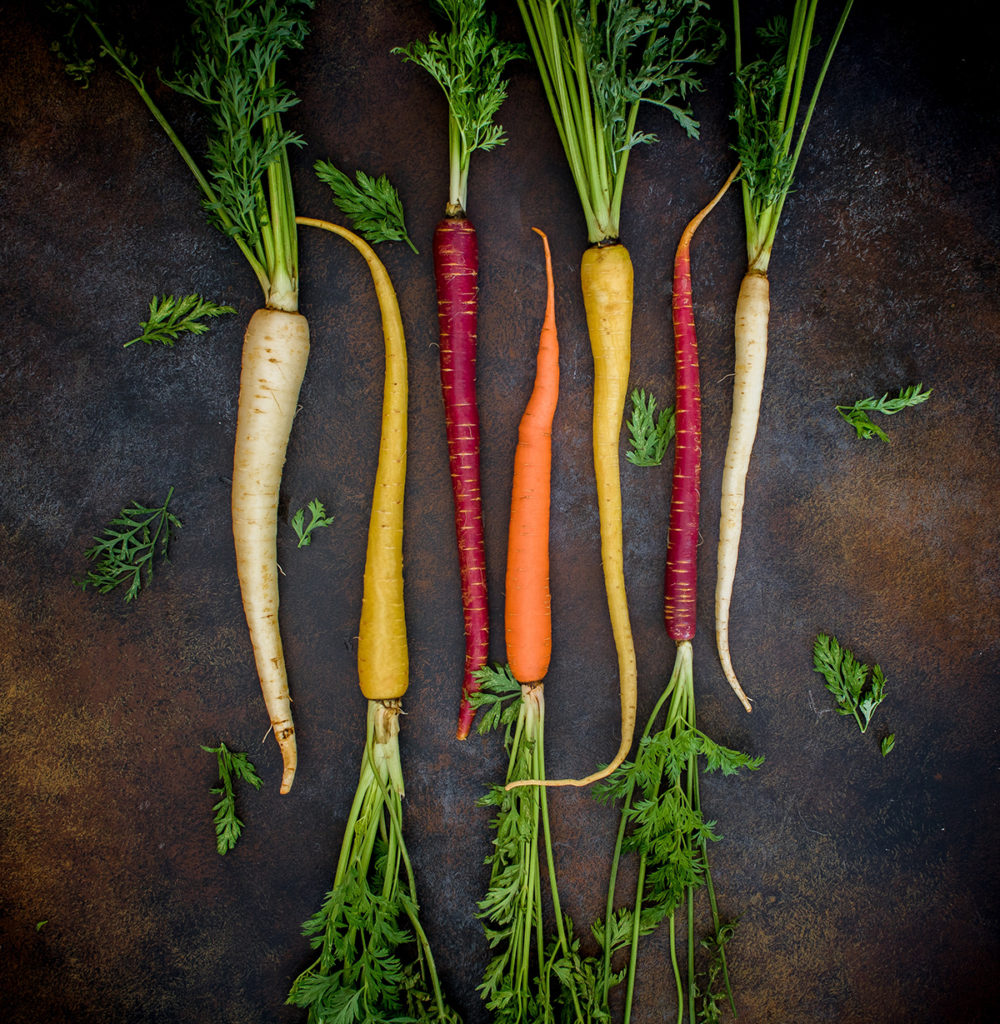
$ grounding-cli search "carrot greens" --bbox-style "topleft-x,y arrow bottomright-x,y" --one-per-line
287,703 -> 460,1024
313,162 -> 418,252
518,0 -> 723,244
77,488 -> 180,602
125,294 -> 236,348
393,0 -> 522,216
472,667 -> 586,1023
201,742 -> 262,855
813,633 -> 887,735
291,499 -> 334,548
594,650 -> 762,1022
626,388 -> 676,467
836,383 -> 931,441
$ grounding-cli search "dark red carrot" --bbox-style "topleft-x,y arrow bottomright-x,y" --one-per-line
601,167 -> 750,1024
395,2 -> 520,740
434,216 -> 490,738
664,165 -> 739,638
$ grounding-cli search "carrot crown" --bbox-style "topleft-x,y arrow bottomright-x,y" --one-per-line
517,0 -> 724,244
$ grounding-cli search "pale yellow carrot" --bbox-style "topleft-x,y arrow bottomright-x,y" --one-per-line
715,270 -> 768,712
231,306 -> 310,794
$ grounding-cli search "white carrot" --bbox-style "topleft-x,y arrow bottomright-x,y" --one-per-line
58,0 -> 315,789
231,308 -> 310,792
718,0 -> 853,708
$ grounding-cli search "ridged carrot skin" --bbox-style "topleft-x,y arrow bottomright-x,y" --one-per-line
433,216 -> 490,738
665,166 -> 740,644
505,228 -> 559,686
231,306 -> 310,795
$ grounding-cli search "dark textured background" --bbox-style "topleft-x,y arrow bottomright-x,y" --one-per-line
2,2 -> 998,1022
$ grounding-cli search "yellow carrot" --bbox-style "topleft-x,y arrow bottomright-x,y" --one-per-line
513,0 -> 722,788
296,217 -> 408,701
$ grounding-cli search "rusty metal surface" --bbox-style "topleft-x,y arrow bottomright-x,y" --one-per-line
1,1 -> 998,1022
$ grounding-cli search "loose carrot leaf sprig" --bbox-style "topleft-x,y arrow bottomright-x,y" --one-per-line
836,383 -> 931,441
626,388 -> 676,467
77,488 -> 180,602
124,293 -> 236,348
812,633 -> 887,734
291,499 -> 334,548
314,162 -> 418,252
201,742 -> 262,855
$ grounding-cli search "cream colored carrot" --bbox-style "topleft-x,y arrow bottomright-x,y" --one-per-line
714,270 -> 766,712
231,307 -> 310,794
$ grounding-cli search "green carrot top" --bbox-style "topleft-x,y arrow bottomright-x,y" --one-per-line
53,0 -> 313,311
518,0 -> 724,244
394,0 -> 523,216
732,0 -> 853,272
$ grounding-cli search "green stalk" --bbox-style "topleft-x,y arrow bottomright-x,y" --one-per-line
519,0 -> 721,244
474,670 -> 587,1023
290,701 -> 457,1023
81,14 -> 270,295
535,690 -> 585,1022
735,0 -> 855,270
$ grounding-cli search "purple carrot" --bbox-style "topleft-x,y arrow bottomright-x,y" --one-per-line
434,216 -> 489,739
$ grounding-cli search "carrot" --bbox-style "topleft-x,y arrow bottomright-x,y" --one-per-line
288,217 -> 457,1023
505,227 -> 559,686
595,170 -> 761,1024
514,0 -> 723,787
395,1 -> 521,739
434,218 -> 490,734
665,166 -> 740,645
716,0 -> 853,707
231,307 -> 310,791
472,228 -> 589,1022
57,0 -> 315,792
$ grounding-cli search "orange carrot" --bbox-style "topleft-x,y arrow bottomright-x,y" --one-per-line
505,228 -> 559,686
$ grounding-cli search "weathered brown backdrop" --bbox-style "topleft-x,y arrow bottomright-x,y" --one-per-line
2,1 -> 998,1021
